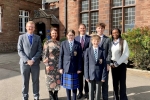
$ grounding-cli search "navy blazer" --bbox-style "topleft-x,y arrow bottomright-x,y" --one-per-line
84,47 -> 107,81
75,35 -> 91,55
89,35 -> 111,65
59,40 -> 82,73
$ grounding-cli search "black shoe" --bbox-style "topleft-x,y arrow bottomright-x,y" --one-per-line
77,93 -> 83,99
49,91 -> 54,100
84,93 -> 89,99
54,91 -> 58,100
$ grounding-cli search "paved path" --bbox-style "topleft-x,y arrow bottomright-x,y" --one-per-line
0,53 -> 150,100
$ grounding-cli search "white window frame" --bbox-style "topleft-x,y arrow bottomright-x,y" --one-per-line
0,6 -> 2,32
19,10 -> 29,33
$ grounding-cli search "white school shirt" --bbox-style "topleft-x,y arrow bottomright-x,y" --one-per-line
111,39 -> 129,65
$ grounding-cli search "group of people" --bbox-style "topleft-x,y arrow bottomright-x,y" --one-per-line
17,21 -> 129,100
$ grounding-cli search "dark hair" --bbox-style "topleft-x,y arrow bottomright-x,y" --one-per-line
111,28 -> 122,40
96,22 -> 106,29
111,28 -> 124,54
50,27 -> 58,36
79,23 -> 86,28
67,29 -> 75,35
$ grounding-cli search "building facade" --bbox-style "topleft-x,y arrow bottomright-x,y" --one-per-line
59,0 -> 150,38
0,0 -> 41,52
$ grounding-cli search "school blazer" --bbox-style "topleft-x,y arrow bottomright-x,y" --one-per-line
84,47 -> 107,81
59,40 -> 82,73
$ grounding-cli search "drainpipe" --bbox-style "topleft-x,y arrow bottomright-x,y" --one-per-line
64,0 -> 67,36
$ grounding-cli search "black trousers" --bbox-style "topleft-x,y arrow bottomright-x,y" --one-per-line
78,72 -> 89,94
66,89 -> 77,100
111,63 -> 128,100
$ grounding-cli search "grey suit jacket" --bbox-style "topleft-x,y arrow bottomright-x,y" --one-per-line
17,33 -> 42,66
89,35 -> 111,65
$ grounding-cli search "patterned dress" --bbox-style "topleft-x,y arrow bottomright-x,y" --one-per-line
43,40 -> 61,91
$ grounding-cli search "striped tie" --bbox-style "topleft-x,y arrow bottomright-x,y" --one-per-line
69,42 -> 73,52
94,49 -> 98,61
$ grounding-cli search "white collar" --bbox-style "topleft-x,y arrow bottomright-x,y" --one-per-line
113,38 -> 120,43
93,47 -> 98,50
68,40 -> 74,44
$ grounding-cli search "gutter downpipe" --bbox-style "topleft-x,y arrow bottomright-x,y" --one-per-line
64,0 -> 67,36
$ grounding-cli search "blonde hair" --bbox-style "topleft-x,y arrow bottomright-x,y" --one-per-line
91,35 -> 101,41
26,21 -> 35,27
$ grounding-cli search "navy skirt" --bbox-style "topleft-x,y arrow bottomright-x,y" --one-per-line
61,73 -> 79,89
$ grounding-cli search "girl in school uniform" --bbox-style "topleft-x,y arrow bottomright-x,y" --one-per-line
110,28 -> 129,100
59,30 -> 82,100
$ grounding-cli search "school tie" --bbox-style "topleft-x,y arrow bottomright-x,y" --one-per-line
69,42 -> 73,52
94,49 -> 98,61
81,36 -> 84,49
29,35 -> 32,45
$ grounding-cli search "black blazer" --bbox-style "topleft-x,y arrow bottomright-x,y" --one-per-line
59,40 -> 82,73
89,35 -> 111,65
84,47 -> 107,81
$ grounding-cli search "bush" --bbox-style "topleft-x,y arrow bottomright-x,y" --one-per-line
122,26 -> 150,70
60,37 -> 67,42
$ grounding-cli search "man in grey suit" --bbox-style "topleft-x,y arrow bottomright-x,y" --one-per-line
18,21 -> 42,100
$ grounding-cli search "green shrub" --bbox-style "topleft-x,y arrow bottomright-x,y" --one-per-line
60,37 -> 67,42
122,26 -> 150,70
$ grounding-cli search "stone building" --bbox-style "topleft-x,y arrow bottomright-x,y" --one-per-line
0,0 -> 41,52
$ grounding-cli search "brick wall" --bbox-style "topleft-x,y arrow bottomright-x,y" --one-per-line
135,0 -> 150,27
0,0 -> 41,52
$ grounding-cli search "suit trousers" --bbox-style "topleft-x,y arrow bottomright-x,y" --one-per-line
78,72 -> 89,94
102,71 -> 109,100
20,64 -> 40,100
88,80 -> 102,100
111,63 -> 128,100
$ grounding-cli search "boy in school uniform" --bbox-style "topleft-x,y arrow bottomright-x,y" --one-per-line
84,35 -> 107,100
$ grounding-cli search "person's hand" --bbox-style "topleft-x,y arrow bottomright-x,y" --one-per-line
59,69 -> 63,74
77,70 -> 82,74
101,80 -> 105,82
111,65 -> 115,68
107,64 -> 111,71
27,60 -> 34,66
46,66 -> 50,73
86,79 -> 89,82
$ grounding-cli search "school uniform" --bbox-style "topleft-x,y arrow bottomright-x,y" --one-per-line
59,40 -> 82,100
111,38 -> 129,100
84,47 -> 107,100
75,35 -> 90,98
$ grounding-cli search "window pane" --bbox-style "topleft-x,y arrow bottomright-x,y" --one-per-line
91,0 -> 99,10
125,0 -> 135,6
125,7 -> 135,31
112,9 -> 122,30
91,12 -> 98,33
81,13 -> 89,34
82,0 -> 89,11
113,0 -> 122,7
19,10 -> 29,33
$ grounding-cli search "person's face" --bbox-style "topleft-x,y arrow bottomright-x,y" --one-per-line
112,29 -> 120,39
78,25 -> 86,35
92,39 -> 100,48
50,30 -> 58,40
67,32 -> 75,41
26,23 -> 35,34
96,26 -> 105,36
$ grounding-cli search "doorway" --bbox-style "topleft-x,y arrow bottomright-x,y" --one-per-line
36,22 -> 46,43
